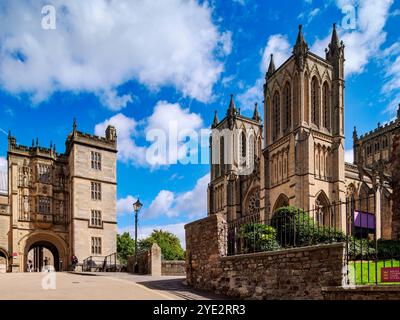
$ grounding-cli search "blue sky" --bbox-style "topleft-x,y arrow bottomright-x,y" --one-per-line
0,0 -> 399,246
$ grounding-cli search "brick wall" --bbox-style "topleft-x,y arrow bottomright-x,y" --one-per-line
185,214 -> 346,299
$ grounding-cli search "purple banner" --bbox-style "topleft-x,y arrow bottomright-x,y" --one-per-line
354,211 -> 375,229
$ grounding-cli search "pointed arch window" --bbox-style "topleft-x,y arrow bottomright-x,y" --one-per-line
311,76 -> 320,126
272,91 -> 280,140
283,82 -> 292,132
293,74 -> 300,126
304,73 -> 309,123
241,131 -> 247,165
220,136 -> 225,175
322,82 -> 330,129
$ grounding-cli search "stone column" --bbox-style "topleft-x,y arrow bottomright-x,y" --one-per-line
150,243 -> 161,276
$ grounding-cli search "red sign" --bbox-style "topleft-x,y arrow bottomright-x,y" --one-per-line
381,267 -> 400,283
12,252 -> 18,257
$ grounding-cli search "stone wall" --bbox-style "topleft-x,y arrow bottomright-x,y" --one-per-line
322,286 -> 400,300
162,261 -> 185,276
185,213 -> 346,299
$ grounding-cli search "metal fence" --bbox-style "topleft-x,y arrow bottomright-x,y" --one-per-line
226,194 -> 400,285
82,253 -> 123,272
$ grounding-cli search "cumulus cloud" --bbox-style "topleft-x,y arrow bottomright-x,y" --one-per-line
95,113 -> 148,166
118,173 -> 209,220
237,34 -> 291,109
0,0 -> 231,109
95,100 -> 206,167
345,149 -> 354,164
0,157 -> 7,171
311,0 -> 393,76
117,195 -> 137,216
381,43 -> 400,114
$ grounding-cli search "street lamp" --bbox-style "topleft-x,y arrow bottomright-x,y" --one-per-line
133,198 -> 143,273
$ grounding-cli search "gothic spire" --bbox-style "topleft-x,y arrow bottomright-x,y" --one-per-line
252,102 -> 261,122
227,94 -> 236,129
330,23 -> 340,48
353,126 -> 358,142
266,54 -> 276,79
293,25 -> 309,71
212,110 -> 219,128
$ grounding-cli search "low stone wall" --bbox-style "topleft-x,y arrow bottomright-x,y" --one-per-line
162,261 -> 186,276
322,286 -> 400,300
185,213 -> 346,299
127,243 -> 161,275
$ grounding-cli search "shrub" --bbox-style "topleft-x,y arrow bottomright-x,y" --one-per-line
271,206 -> 345,247
376,239 -> 400,259
239,223 -> 280,253
347,237 -> 376,259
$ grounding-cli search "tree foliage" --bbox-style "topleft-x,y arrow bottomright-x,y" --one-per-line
117,232 -> 135,264
139,229 -> 185,260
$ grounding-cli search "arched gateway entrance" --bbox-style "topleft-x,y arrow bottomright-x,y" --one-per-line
22,232 -> 68,272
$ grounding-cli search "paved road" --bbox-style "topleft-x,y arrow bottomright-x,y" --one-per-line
0,272 -> 227,300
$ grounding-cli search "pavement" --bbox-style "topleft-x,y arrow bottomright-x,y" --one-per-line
0,272 -> 228,300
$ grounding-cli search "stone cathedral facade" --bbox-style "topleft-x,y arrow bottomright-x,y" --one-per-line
0,121 -> 117,272
208,25 -> 398,240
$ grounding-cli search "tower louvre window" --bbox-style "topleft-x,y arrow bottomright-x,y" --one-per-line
91,182 -> 101,200
311,77 -> 320,127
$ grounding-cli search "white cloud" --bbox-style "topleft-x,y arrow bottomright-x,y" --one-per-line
0,0 -> 231,109
173,173 -> 209,219
144,173 -> 209,219
0,157 -> 7,172
238,34 -> 291,109
311,0 -> 393,76
95,100 -> 206,167
381,43 -> 400,114
95,113 -> 148,166
117,195 -> 137,216
345,149 -> 354,163
119,222 -> 187,248
145,190 -> 176,219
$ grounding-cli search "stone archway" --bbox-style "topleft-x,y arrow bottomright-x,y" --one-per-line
22,232 -> 68,272
0,248 -> 8,273
272,194 -> 289,213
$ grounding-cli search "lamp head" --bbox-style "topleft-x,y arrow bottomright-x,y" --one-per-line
133,199 -> 143,212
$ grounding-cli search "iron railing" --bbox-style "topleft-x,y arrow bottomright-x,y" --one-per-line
226,194 -> 400,285
82,253 -> 123,272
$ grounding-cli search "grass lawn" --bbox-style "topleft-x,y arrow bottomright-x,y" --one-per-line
348,260 -> 400,285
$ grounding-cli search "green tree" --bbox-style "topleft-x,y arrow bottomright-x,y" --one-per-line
117,232 -> 135,264
138,229 -> 185,260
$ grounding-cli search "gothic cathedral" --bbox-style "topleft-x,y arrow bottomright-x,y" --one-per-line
208,24 -> 398,240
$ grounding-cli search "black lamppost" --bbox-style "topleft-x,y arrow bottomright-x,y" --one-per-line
133,198 -> 143,273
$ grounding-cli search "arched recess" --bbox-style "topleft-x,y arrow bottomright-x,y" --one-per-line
0,247 -> 9,273
293,73 -> 300,126
381,188 -> 392,239
272,91 -> 281,141
273,194 -> 290,213
315,191 -> 332,227
283,81 -> 292,132
304,72 -> 310,123
322,81 -> 331,130
311,76 -> 320,127
21,231 -> 68,272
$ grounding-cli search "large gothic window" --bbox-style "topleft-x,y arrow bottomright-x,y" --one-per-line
283,82 -> 291,132
220,136 -> 225,175
304,73 -> 309,123
241,131 -> 246,160
272,91 -> 280,140
322,82 -> 330,130
311,76 -> 320,126
293,74 -> 300,126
